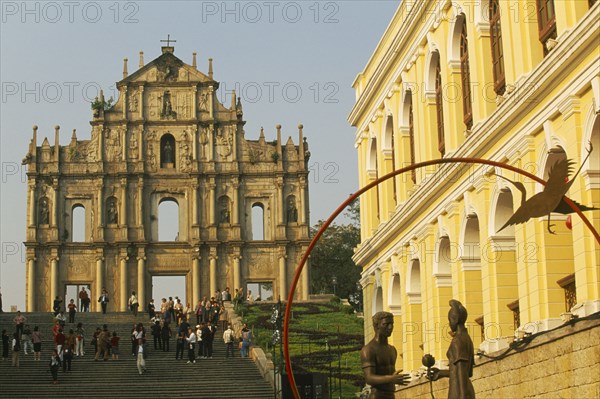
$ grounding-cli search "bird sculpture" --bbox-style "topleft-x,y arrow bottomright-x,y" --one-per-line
496,142 -> 595,234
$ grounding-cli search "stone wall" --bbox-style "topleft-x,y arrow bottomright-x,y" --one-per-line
395,316 -> 600,398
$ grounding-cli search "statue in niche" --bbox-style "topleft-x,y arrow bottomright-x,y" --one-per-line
219,198 -> 230,224
287,197 -> 298,223
163,141 -> 173,164
198,92 -> 209,112
360,311 -> 411,399
107,199 -> 118,225
161,91 -> 176,119
215,127 -> 233,159
39,198 -> 49,224
427,300 -> 476,399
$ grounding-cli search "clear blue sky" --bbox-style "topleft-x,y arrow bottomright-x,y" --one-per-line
0,1 -> 399,309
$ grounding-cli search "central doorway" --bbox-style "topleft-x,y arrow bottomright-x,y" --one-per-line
64,284 -> 91,312
152,276 -> 186,309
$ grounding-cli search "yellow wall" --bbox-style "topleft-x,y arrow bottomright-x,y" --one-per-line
351,1 -> 600,372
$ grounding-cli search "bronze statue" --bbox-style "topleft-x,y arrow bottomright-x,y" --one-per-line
360,311 -> 411,399
107,199 -> 118,225
497,142 -> 594,234
428,300 -> 475,399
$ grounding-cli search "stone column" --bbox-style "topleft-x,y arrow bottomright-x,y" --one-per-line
96,257 -> 104,312
120,178 -> 127,226
96,184 -> 103,226
208,182 -> 216,225
50,257 -> 59,310
139,85 -> 144,120
192,86 -> 198,122
28,182 -> 36,226
302,255 -> 310,301
192,256 -> 201,305
137,256 -> 146,309
121,125 -> 127,161
120,257 -> 128,311
27,257 -> 36,311
299,177 -> 306,225
209,249 -> 217,296
232,180 -> 239,224
276,178 -> 284,225
192,184 -> 199,225
279,253 -> 287,300
137,178 -> 144,226
233,254 -> 241,291
52,181 -> 59,227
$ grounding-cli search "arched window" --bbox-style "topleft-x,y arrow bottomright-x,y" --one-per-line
495,189 -> 515,237
490,0 -> 506,95
373,285 -> 383,314
389,273 -> 401,308
536,0 -> 557,55
251,203 -> 264,240
434,236 -> 452,286
460,16 -> 473,130
160,134 -> 176,168
158,199 -> 179,241
434,53 -> 446,156
463,215 -> 481,266
407,259 -> 422,303
72,205 -> 86,242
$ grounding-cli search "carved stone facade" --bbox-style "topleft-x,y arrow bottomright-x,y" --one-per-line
23,46 -> 311,312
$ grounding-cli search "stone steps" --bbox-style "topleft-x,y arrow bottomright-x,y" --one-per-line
0,312 -> 274,399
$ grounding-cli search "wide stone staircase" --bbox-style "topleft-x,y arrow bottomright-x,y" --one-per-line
0,312 -> 274,399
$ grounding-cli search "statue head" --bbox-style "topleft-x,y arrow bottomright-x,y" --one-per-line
448,299 -> 468,332
372,311 -> 394,337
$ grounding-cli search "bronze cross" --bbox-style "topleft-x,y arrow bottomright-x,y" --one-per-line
160,34 -> 176,47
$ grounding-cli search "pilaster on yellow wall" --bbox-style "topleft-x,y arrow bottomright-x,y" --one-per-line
401,299 -> 424,372
467,8 -> 496,125
363,277 -> 375,345
514,1 -> 544,75
554,0 -> 591,38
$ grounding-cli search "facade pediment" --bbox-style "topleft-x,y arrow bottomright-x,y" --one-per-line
120,51 -> 213,86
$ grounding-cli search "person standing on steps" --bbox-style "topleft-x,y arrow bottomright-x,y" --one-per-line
151,320 -> 162,350
223,324 -> 235,358
2,329 -> 10,361
67,299 -> 77,323
21,325 -> 32,355
79,287 -> 90,312
147,299 -> 156,319
12,332 -> 21,367
161,322 -> 171,352
98,289 -> 109,314
135,324 -> 147,375
240,323 -> 252,358
13,311 -> 26,337
63,329 -> 75,372
111,331 -> 120,360
129,291 -> 139,316
49,349 -> 61,384
52,296 -> 63,316
175,331 -> 185,360
186,327 -> 197,364
32,326 -> 42,361
74,322 -> 85,357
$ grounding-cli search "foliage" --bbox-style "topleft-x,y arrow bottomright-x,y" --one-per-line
91,96 -> 114,111
241,302 -> 365,398
309,212 -> 361,299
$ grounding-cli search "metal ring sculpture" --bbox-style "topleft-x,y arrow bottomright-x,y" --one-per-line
284,157 -> 600,399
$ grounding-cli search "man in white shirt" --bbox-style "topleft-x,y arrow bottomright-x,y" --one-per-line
135,326 -> 146,375
223,325 -> 235,358
185,327 -> 196,364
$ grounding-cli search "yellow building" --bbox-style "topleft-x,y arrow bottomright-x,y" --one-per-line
349,0 -> 599,372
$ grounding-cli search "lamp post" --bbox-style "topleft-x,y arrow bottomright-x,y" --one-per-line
332,276 -> 337,297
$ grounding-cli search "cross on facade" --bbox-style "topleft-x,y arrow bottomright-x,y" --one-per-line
160,34 -> 176,47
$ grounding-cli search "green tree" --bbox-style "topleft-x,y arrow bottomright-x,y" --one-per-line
310,200 -> 361,299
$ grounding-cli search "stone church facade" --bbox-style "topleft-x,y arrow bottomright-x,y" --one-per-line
22,45 -> 311,312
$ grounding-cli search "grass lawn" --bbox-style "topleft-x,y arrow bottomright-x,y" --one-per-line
238,300 -> 365,398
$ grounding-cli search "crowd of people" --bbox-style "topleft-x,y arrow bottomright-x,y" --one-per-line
1,287 -> 255,385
